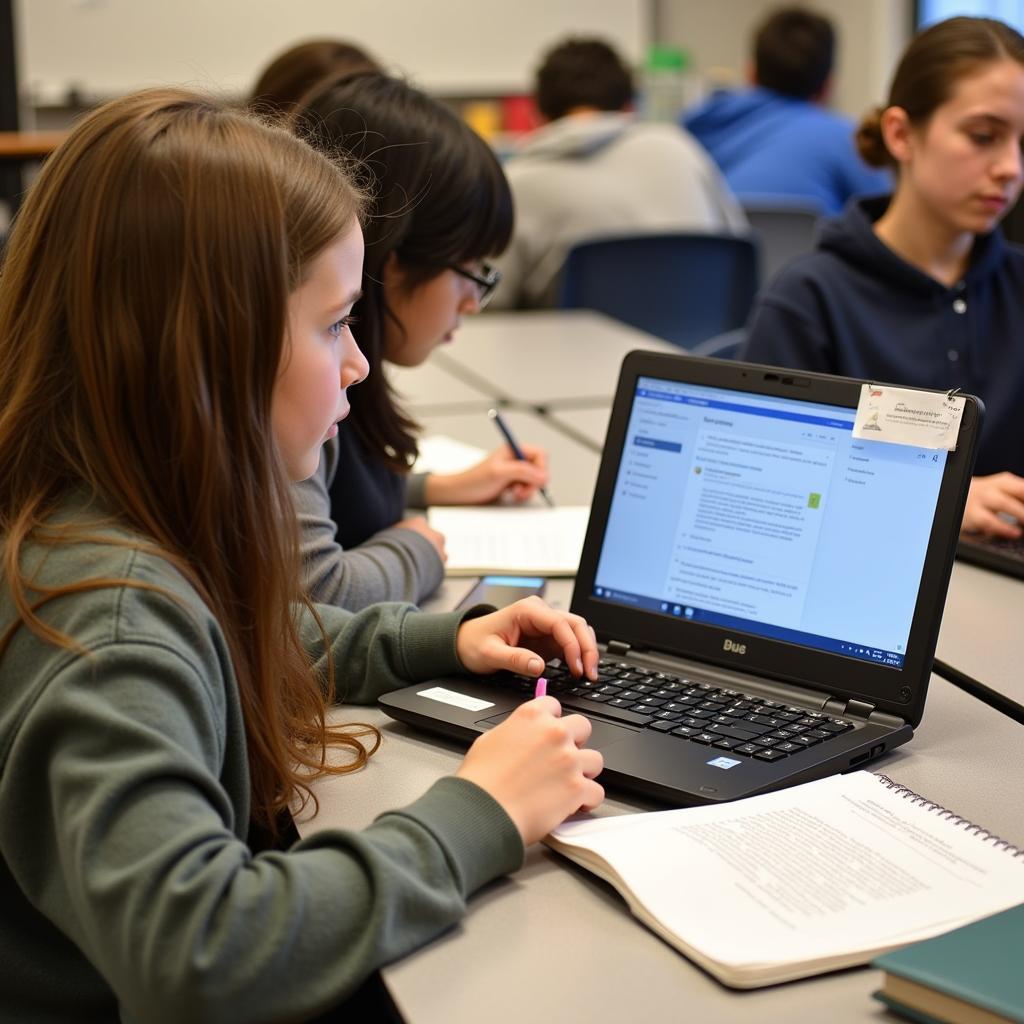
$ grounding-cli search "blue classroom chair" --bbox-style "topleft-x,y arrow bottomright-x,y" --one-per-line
558,232 -> 759,350
739,195 -> 822,283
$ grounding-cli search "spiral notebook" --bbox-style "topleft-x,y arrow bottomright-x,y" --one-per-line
546,772 -> 1024,989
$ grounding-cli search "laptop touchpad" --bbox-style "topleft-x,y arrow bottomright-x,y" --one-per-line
476,712 -> 629,751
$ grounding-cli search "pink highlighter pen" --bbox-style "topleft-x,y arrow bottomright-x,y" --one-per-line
534,677 -> 547,699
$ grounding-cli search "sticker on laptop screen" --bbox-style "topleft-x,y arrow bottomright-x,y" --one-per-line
417,687 -> 495,712
707,756 -> 742,770
853,383 -> 964,450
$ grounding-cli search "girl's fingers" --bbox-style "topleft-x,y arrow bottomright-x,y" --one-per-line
515,601 -> 597,678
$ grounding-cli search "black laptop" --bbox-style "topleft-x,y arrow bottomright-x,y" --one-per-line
380,351 -> 981,805
956,533 -> 1024,580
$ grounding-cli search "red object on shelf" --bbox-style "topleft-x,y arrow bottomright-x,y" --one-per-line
502,94 -> 540,134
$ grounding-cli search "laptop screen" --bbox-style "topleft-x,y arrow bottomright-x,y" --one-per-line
592,377 -> 948,670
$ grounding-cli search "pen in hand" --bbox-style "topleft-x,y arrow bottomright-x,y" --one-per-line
487,408 -> 555,508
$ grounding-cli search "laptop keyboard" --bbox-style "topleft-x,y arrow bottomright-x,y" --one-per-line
965,533 -> 1024,562
503,657 -> 854,763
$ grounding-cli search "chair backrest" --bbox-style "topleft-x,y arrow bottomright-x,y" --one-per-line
740,197 -> 822,282
557,232 -> 759,350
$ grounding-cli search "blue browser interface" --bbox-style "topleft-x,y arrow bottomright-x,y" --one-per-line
592,377 -> 948,669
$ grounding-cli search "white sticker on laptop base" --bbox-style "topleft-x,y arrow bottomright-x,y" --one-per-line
853,383 -> 965,450
417,687 -> 495,712
707,756 -> 742,770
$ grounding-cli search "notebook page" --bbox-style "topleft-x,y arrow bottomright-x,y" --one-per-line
548,772 -> 1024,978
428,506 -> 590,576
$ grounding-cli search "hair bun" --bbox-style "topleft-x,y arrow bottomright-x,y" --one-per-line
855,105 -> 892,167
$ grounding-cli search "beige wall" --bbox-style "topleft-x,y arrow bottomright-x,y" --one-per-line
660,0 -> 913,117
16,0 -> 650,103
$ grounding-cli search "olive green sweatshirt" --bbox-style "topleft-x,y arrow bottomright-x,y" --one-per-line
0,509 -> 523,1023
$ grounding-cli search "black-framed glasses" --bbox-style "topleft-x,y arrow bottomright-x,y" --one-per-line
449,261 -> 502,308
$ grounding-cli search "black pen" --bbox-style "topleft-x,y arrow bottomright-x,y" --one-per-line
488,408 -> 555,507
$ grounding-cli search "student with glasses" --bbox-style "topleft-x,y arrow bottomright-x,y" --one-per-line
291,73 -> 549,610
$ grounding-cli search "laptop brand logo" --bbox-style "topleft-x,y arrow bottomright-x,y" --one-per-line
723,638 -> 747,655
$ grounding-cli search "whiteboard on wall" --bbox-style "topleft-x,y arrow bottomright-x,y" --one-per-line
17,0 -> 651,103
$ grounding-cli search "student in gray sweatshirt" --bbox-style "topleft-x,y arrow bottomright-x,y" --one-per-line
0,88 -> 604,1023
490,38 -> 747,310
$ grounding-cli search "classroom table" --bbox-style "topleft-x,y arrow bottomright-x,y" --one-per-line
387,356 -> 494,411
545,402 -> 613,452
300,309 -> 1024,1022
300,578 -> 1024,1024
936,559 -> 1024,710
429,309 -> 677,405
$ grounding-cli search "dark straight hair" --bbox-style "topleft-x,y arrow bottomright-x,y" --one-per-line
753,7 -> 834,99
534,38 -> 634,121
293,72 -> 513,469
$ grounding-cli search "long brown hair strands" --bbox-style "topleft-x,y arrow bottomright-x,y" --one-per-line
0,89 -> 378,836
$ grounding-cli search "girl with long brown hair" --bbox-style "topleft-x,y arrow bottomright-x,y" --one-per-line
0,89 -> 603,1022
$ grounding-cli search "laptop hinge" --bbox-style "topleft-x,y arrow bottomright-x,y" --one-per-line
825,697 -> 875,720
824,696 -> 905,727
606,640 -> 631,656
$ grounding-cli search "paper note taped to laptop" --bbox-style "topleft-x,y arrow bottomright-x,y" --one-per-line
852,384 -> 965,450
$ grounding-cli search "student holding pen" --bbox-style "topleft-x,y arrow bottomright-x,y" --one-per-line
489,408 -> 555,507
291,72 -> 550,611
0,88 -> 604,1022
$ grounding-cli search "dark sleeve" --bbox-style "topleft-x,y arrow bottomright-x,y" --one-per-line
741,266 -> 840,374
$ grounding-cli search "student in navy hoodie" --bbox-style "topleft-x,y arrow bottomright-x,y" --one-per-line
744,16 -> 1024,540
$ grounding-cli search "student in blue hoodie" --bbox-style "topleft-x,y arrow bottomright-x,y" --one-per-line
744,17 -> 1024,540
683,7 -> 889,215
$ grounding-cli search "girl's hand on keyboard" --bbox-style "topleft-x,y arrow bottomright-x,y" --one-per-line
963,472 -> 1024,538
455,596 -> 599,680
455,697 -> 605,844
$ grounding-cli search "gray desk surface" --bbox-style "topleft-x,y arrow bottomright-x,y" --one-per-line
937,560 -> 1024,705
439,310 -> 677,404
545,402 -> 613,452
301,580 -> 1024,1024
386,357 -> 493,410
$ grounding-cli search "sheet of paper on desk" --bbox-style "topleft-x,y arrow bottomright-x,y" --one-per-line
427,505 -> 590,576
412,436 -> 487,476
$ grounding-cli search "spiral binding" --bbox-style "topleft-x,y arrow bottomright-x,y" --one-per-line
876,775 -> 1024,858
